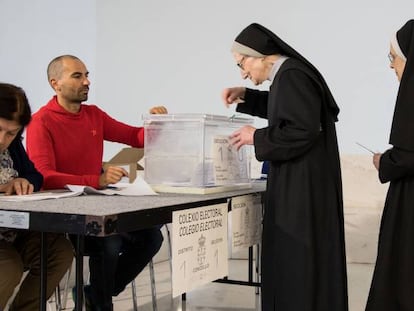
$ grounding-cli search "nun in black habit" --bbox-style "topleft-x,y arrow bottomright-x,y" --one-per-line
366,19 -> 414,311
222,23 -> 348,311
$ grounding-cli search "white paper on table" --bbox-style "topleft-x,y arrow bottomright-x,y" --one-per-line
67,176 -> 157,196
0,190 -> 83,202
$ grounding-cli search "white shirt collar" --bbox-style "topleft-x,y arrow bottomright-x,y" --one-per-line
268,56 -> 289,81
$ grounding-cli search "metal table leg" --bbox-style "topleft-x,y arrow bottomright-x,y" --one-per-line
75,234 -> 84,311
40,232 -> 48,311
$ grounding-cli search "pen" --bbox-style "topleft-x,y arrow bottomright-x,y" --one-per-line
356,142 -> 375,154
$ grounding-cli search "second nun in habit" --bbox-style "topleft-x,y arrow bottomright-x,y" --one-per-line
222,23 -> 348,311
366,19 -> 414,311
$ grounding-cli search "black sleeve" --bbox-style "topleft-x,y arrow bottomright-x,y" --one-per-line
10,138 -> 43,191
254,69 -> 322,162
379,147 -> 414,183
236,88 -> 269,119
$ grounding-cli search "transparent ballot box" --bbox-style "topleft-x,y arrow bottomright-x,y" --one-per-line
143,114 -> 253,193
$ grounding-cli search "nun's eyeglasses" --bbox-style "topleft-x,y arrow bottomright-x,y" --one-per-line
236,56 -> 246,70
388,53 -> 395,63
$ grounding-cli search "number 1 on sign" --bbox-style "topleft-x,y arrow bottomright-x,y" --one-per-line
180,260 -> 186,278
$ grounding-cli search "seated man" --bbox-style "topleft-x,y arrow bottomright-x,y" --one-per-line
0,82 -> 73,311
26,55 -> 166,311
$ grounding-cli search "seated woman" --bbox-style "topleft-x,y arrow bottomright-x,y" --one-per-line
0,82 -> 73,311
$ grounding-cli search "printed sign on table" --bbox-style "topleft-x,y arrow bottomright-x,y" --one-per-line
0,210 -> 29,229
171,203 -> 228,297
230,194 -> 262,252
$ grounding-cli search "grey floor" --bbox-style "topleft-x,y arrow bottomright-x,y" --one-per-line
51,259 -> 374,311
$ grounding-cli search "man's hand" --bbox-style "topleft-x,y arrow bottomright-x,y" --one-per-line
99,166 -> 129,188
149,106 -> 168,114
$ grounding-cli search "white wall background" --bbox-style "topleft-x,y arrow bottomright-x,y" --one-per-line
0,0 -> 97,108
1,0 -> 413,160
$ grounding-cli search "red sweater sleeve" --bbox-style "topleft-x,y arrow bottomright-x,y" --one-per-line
101,111 -> 145,148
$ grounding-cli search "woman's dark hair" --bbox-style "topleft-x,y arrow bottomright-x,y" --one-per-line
0,83 -> 32,129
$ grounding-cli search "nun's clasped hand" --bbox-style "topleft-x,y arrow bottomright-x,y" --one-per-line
373,153 -> 382,171
221,87 -> 246,107
230,125 -> 256,150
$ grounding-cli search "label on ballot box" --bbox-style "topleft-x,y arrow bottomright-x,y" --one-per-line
230,194 -> 262,252
212,135 -> 249,185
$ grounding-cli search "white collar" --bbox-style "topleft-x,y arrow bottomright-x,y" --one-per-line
268,56 -> 289,81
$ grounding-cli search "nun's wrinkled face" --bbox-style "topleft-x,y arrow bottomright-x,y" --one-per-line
233,53 -> 269,85
389,45 -> 406,82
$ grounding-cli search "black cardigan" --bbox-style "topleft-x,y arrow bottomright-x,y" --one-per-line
8,137 -> 43,191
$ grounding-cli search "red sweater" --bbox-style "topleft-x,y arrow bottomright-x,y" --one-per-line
26,96 -> 144,189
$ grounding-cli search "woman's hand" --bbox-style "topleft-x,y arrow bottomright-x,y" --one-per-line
0,178 -> 34,195
221,87 -> 246,108
373,153 -> 382,171
229,125 -> 256,150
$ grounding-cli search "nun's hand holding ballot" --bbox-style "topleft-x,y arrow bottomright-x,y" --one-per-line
221,87 -> 246,107
373,153 -> 382,171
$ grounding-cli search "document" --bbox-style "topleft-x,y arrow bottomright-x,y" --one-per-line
66,176 -> 157,196
0,177 -> 157,202
0,190 -> 83,202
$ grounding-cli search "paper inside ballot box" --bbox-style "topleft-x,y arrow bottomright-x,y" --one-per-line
103,147 -> 144,183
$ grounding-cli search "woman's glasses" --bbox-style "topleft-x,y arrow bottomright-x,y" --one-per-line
236,56 -> 246,70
